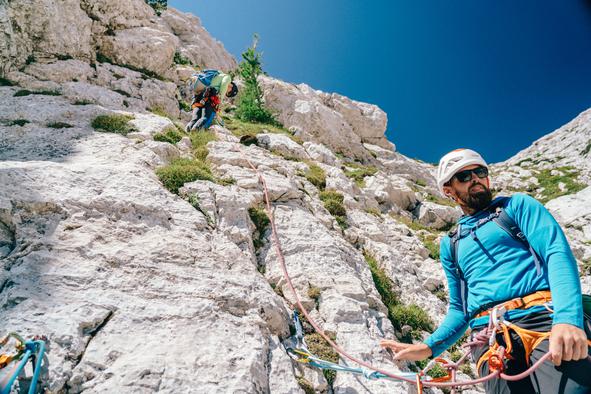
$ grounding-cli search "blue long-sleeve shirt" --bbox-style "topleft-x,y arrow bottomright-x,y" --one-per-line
424,193 -> 583,357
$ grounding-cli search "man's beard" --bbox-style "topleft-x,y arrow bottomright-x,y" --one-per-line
458,183 -> 493,212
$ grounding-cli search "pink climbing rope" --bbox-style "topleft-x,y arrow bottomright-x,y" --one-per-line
235,143 -> 566,389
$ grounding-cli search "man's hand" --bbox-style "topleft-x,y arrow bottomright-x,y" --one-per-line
379,340 -> 432,361
549,323 -> 589,366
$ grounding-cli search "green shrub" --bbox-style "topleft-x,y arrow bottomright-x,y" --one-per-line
248,207 -> 270,250
156,158 -> 214,194
319,190 -> 347,229
304,332 -> 338,385
581,259 -> 591,275
390,304 -> 434,339
154,127 -> 183,144
0,77 -> 14,86
173,51 -> 191,65
364,252 -> 433,341
365,207 -> 382,217
415,359 -> 449,379
14,89 -> 61,97
25,54 -> 36,65
364,252 -> 400,308
91,114 -> 135,135
307,284 -> 321,304
73,99 -> 93,105
223,116 -> 297,142
415,179 -> 427,187
190,130 -> 216,161
145,0 -> 167,15
343,163 -> 378,188
113,89 -> 131,97
295,377 -> 315,394
304,163 -> 326,190
47,122 -> 73,129
178,100 -> 191,112
7,119 -> 30,127
235,34 -> 280,125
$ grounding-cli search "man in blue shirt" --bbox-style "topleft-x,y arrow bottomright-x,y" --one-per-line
381,149 -> 591,393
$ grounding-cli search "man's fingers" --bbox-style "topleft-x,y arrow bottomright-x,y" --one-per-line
393,347 -> 412,360
550,335 -> 563,366
562,335 -> 574,362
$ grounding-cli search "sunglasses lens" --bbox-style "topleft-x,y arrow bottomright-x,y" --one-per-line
455,170 -> 472,182
474,167 -> 488,178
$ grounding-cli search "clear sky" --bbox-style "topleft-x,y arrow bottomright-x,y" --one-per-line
169,0 -> 591,164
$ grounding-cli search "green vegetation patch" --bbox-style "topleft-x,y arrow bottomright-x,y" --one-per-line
582,141 -> 591,156
156,158 -> 214,194
342,162 -> 378,188
47,122 -> 73,129
535,166 -> 586,203
295,377 -> 315,394
425,193 -> 456,207
73,99 -> 93,105
304,331 -> 338,385
414,359 -> 449,379
178,100 -> 191,112
223,116 -> 300,143
154,127 -> 183,144
248,206 -> 270,250
319,190 -> 347,229
6,119 -> 30,127
307,284 -> 321,305
364,252 -> 434,341
190,129 -> 216,161
91,114 -> 136,135
304,162 -> 326,190
0,77 -> 14,86
173,51 -> 191,65
13,89 -> 61,97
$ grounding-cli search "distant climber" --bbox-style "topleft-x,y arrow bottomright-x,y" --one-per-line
380,148 -> 591,393
185,69 -> 238,131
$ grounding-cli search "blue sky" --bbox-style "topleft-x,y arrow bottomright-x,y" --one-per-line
169,0 -> 591,164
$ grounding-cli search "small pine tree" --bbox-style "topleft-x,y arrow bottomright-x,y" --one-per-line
236,34 -> 279,125
145,0 -> 167,16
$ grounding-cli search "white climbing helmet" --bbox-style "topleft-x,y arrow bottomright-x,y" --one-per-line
437,149 -> 488,194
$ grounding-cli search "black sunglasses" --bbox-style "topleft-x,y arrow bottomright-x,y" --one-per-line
453,166 -> 489,183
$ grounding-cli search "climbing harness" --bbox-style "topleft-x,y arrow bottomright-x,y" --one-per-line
235,145 -> 590,393
0,333 -> 47,394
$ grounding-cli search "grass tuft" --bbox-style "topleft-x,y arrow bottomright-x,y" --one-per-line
7,119 -> 30,127
319,190 -> 348,229
14,89 -> 61,97
0,77 -> 14,86
535,167 -> 586,203
154,127 -> 183,144
156,158 -> 215,194
304,162 -> 326,190
91,114 -> 135,135
364,252 -> 433,340
47,122 -> 73,129
343,162 -> 378,188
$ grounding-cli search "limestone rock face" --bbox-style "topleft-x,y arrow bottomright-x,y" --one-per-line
160,8 -> 237,71
97,27 -> 178,76
0,0 -> 94,73
259,76 -> 394,160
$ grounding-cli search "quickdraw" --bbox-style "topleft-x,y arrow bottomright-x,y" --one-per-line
0,333 -> 47,394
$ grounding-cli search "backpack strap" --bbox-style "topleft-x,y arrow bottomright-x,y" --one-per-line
492,206 -> 543,275
448,224 -> 469,316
